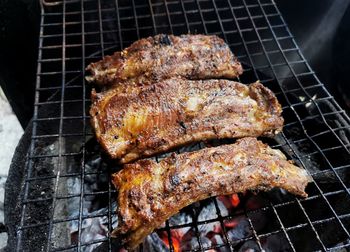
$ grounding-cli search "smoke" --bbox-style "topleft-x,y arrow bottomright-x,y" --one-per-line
300,0 -> 350,62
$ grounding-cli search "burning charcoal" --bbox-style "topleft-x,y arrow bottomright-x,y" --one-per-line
157,230 -> 183,252
198,199 -> 229,222
203,223 -> 229,248
143,233 -> 170,252
212,198 -> 232,217
226,217 -> 252,245
199,221 -> 222,240
181,235 -> 199,250
81,217 -> 107,242
67,176 -> 86,232
216,199 -> 229,216
66,145 -> 120,252
68,202 -> 118,252
217,194 -> 241,213
176,229 -> 195,250
238,240 -> 260,252
199,236 -> 213,249
198,201 -> 219,221
75,218 -> 107,252
168,211 -> 193,228
210,233 -> 226,248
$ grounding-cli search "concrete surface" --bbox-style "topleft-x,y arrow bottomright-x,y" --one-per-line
0,87 -> 24,249
0,87 -> 23,176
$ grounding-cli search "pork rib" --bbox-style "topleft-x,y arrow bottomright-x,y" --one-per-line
85,34 -> 243,86
90,79 -> 283,163
111,137 -> 311,249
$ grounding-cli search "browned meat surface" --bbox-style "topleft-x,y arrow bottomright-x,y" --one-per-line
85,34 -> 243,86
111,137 -> 311,249
90,79 -> 283,163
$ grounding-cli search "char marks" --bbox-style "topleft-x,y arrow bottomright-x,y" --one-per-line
90,79 -> 284,163
85,34 -> 243,87
111,138 -> 311,249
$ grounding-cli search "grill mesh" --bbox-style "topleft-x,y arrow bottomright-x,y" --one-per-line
13,0 -> 350,251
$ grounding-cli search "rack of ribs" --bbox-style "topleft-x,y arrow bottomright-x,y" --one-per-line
111,137 -> 311,249
85,34 -> 243,87
90,79 -> 284,163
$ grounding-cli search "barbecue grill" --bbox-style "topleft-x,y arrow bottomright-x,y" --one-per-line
4,0 -> 350,251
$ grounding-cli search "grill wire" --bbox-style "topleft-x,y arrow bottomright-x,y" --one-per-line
12,0 -> 350,251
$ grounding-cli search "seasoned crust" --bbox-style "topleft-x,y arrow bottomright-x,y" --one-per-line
90,79 -> 284,163
85,34 -> 243,87
111,137 -> 311,249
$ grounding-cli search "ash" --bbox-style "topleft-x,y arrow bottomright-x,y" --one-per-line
64,148 -> 118,252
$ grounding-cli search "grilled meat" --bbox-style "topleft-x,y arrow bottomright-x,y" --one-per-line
85,34 -> 243,86
90,79 -> 283,163
111,137 -> 311,249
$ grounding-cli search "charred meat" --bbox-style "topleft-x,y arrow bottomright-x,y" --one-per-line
111,137 -> 311,249
85,34 -> 243,86
90,79 -> 283,163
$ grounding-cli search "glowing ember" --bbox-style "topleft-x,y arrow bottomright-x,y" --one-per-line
224,219 -> 240,228
217,194 -> 240,209
230,194 -> 240,207
160,231 -> 181,252
213,224 -> 221,234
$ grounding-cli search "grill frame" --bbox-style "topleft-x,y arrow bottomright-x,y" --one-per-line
6,0 -> 350,251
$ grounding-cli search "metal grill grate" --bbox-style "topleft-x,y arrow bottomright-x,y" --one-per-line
11,0 -> 350,251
